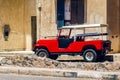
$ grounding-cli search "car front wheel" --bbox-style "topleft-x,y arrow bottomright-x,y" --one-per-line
83,49 -> 97,62
36,49 -> 49,58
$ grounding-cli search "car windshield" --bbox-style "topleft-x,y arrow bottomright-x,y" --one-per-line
60,29 -> 70,36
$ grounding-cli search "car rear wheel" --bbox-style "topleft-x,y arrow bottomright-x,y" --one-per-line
36,49 -> 49,58
83,49 -> 97,62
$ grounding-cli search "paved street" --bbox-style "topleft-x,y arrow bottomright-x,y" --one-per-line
0,73 -> 82,80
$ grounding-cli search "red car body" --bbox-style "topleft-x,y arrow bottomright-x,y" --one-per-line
34,39 -> 103,53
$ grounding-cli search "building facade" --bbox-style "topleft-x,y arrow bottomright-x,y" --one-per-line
0,0 -> 119,53
0,0 -> 36,51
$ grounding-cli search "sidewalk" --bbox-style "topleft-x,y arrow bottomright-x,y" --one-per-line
0,66 -> 119,79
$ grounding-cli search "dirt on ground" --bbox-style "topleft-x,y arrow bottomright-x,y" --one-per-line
0,55 -> 68,68
0,55 -> 120,72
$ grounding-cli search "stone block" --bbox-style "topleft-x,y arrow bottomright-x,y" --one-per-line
64,72 -> 77,77
113,54 -> 120,62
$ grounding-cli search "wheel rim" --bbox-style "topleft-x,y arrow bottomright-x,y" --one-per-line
38,52 -> 47,58
85,52 -> 94,61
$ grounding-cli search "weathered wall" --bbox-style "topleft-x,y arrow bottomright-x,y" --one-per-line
0,0 -> 25,51
87,0 -> 107,24
0,0 -> 57,51
0,0 -> 119,53
24,0 -> 36,50
0,0 -> 36,51
107,0 -> 120,52
87,0 -> 120,52
37,0 -> 57,39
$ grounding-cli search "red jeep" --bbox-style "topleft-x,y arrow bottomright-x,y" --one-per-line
33,24 -> 112,62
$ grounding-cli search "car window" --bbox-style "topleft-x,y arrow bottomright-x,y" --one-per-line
60,29 -> 70,36
70,29 -> 84,38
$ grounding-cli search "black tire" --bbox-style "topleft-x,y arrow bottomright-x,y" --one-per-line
97,54 -> 105,62
36,49 -> 49,58
83,49 -> 97,62
34,48 -> 39,53
49,55 -> 58,60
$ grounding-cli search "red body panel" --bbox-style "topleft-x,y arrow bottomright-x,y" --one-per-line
34,39 -> 103,54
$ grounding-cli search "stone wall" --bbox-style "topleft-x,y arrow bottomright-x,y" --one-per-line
0,0 -> 25,51
36,0 -> 57,39
0,0 -> 57,51
87,0 -> 107,24
0,0 -> 36,51
87,0 -> 120,52
24,0 -> 36,50
107,0 -> 120,52
0,0 -> 119,52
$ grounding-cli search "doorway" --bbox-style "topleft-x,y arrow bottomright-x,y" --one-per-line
31,16 -> 37,48
57,0 -> 85,28
71,0 -> 84,24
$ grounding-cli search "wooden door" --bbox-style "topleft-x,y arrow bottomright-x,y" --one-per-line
71,0 -> 84,24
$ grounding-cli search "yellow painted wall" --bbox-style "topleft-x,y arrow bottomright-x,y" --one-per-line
0,0 -> 25,51
37,0 -> 57,39
0,0 -> 36,51
0,0 -> 57,51
0,0 -> 119,53
24,0 -> 36,50
87,0 -> 107,24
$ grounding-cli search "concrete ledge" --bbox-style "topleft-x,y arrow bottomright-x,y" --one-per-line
0,66 -> 119,79
106,53 -> 120,62
0,51 -> 34,56
113,54 -> 120,61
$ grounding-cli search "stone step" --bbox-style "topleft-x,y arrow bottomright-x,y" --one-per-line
106,53 -> 120,62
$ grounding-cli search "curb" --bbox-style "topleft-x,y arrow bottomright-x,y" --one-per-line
0,51 -> 34,56
0,66 -> 119,79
